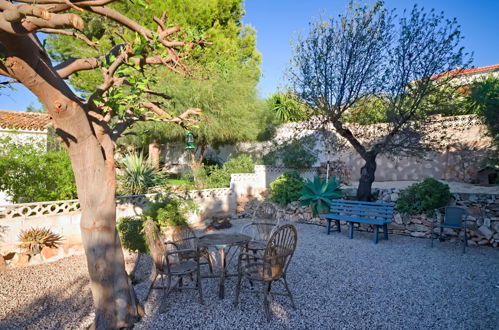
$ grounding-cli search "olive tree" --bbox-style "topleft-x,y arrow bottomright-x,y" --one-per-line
289,1 -> 470,200
0,1 -> 206,328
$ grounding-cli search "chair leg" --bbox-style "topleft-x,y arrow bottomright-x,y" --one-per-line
348,222 -> 354,239
431,222 -> 434,248
374,226 -> 379,244
145,269 -> 159,301
462,228 -> 467,254
197,266 -> 204,304
233,273 -> 243,307
327,219 -> 331,235
159,274 -> 172,314
383,223 -> 388,240
336,220 -> 341,233
263,282 -> 271,322
282,276 -> 296,309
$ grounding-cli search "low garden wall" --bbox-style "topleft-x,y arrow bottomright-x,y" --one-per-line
241,190 -> 499,248
0,188 -> 235,266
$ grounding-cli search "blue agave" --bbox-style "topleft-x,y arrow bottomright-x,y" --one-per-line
299,177 -> 342,216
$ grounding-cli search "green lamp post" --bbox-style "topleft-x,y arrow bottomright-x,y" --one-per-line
184,130 -> 196,149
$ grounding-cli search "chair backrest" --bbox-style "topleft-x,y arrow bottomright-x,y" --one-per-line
443,207 -> 466,227
170,225 -> 197,251
243,222 -> 278,242
263,224 -> 298,280
143,219 -> 166,272
252,201 -> 279,223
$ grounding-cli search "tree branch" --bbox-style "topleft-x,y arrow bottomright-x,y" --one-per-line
38,28 -> 97,47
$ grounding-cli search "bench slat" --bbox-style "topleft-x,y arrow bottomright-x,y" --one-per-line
330,200 -> 395,208
322,214 -> 392,225
329,206 -> 393,218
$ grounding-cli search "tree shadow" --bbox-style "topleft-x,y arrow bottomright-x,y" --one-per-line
0,275 -> 93,329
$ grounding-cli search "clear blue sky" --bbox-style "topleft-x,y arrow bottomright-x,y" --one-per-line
1,0 -> 498,110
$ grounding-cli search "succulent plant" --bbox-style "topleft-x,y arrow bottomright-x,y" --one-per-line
18,227 -> 63,254
299,176 -> 342,216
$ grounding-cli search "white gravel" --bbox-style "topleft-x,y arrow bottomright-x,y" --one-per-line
1,221 -> 498,329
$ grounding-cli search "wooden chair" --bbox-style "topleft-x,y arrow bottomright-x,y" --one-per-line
242,201 -> 281,253
169,225 -> 213,273
234,224 -> 298,321
143,220 -> 203,309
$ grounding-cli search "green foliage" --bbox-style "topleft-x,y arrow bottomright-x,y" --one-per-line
116,217 -> 147,253
396,178 -> 451,216
263,135 -> 318,169
468,77 -> 499,165
343,97 -> 389,125
0,137 -> 77,203
18,227 -> 63,254
267,92 -> 311,123
299,177 -> 342,216
142,197 -> 196,227
117,153 -> 156,195
270,171 -> 305,206
192,154 -> 255,188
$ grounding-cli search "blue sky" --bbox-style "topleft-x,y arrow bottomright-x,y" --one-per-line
1,0 -> 498,111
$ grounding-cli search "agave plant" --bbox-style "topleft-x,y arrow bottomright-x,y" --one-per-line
118,153 -> 156,195
299,176 -> 342,216
18,227 -> 63,254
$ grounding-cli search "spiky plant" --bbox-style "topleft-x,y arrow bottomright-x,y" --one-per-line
117,153 -> 156,195
299,176 -> 342,216
18,227 -> 63,254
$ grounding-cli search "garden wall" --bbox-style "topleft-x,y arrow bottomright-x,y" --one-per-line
0,188 -> 235,260
242,190 -> 499,248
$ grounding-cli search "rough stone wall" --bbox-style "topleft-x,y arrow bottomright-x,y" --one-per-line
241,191 -> 499,248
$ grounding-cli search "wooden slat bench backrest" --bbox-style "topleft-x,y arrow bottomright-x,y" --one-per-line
329,200 -> 395,220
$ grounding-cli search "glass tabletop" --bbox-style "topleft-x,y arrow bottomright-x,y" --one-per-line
198,232 -> 251,248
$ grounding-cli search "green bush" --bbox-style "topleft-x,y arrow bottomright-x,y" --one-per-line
270,170 -> 305,206
191,154 -> 255,189
142,197 -> 196,227
0,137 -> 77,202
396,178 -> 451,216
117,217 -> 147,253
262,136 -> 318,169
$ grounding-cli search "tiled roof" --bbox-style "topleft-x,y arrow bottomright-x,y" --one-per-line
432,64 -> 499,80
0,110 -> 51,131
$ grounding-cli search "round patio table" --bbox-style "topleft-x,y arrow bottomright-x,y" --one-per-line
198,233 -> 251,299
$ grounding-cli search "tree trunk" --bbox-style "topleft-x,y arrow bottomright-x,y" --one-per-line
357,152 -> 377,201
0,33 -> 140,329
148,140 -> 161,169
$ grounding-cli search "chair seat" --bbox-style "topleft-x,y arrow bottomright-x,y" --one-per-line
437,223 -> 463,229
241,262 -> 285,282
170,260 -> 198,275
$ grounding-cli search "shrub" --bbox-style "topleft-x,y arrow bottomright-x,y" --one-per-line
299,177 -> 342,216
262,135 -> 318,169
270,170 -> 305,206
191,154 -> 255,189
396,178 -> 451,216
142,197 -> 196,227
117,153 -> 156,195
18,227 -> 63,254
117,217 -> 147,253
0,137 -> 77,203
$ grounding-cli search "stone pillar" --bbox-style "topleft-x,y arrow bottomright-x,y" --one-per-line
148,140 -> 160,169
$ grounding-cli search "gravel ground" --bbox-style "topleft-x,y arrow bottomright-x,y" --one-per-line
1,221 -> 498,329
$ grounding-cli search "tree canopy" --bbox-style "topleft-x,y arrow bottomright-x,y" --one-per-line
289,1 -> 471,200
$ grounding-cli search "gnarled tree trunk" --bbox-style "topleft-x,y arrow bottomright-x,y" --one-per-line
0,33 -> 139,329
357,152 -> 377,201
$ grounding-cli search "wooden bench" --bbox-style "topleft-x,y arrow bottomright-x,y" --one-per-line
321,199 -> 395,244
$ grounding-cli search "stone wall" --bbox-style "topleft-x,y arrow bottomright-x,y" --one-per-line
241,191 -> 499,248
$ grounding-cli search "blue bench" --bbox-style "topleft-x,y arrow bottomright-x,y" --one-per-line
321,199 -> 395,244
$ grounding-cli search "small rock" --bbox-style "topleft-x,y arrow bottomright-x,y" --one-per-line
41,247 -> 59,260
394,213 -> 403,225
467,240 -> 477,247
410,231 -> 426,238
13,253 -> 30,266
390,193 -> 399,202
478,239 -> 490,246
477,225 -> 493,240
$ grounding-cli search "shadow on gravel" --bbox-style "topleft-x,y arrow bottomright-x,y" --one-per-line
0,275 -> 92,329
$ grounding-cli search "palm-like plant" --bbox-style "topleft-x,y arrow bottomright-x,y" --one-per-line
18,227 -> 63,254
299,177 -> 342,216
118,153 -> 156,195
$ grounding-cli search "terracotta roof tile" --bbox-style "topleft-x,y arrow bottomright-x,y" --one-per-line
0,110 -> 51,131
431,64 -> 499,80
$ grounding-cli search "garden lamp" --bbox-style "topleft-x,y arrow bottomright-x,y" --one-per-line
184,130 -> 196,149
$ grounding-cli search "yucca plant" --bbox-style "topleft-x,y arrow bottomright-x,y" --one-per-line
117,153 -> 156,195
299,176 -> 342,216
18,227 -> 63,254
